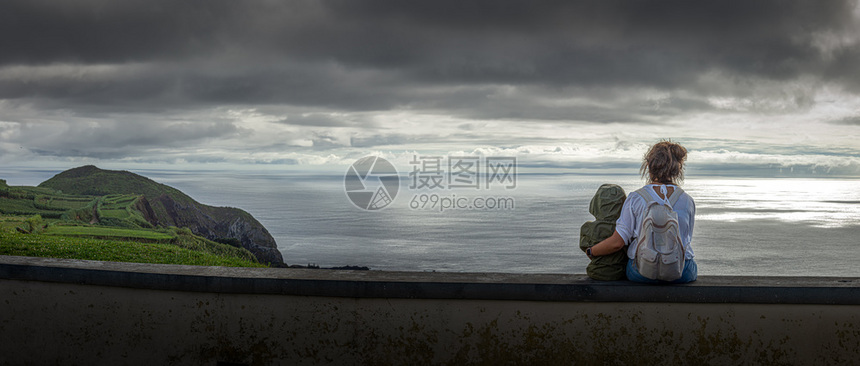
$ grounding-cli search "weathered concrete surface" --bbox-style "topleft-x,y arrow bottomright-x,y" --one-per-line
1,255 -> 858,365
1,255 -> 857,304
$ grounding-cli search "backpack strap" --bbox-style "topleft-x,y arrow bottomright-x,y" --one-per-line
668,186 -> 685,207
635,188 -> 655,204
636,185 -> 684,207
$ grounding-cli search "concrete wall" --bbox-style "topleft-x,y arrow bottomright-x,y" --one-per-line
1,256 -> 858,365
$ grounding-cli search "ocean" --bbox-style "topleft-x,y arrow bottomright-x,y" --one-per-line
3,167 -> 859,276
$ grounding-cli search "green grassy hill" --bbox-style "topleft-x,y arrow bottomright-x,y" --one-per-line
38,166 -> 285,266
0,168 -> 283,267
39,165 -> 196,222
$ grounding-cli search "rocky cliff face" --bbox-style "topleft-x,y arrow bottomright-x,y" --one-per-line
155,194 -> 284,266
39,166 -> 286,267
224,216 -> 283,266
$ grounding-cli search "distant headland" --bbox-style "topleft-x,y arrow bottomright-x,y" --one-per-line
2,165 -> 285,267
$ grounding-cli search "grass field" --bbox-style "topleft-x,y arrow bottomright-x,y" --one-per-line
44,225 -> 175,241
0,184 -> 94,219
0,215 -> 31,231
34,194 -> 93,210
0,210 -> 263,267
1,183 -> 153,229
98,208 -> 129,219
0,230 -> 266,267
94,194 -> 153,228
0,171 -> 276,268
0,197 -> 67,218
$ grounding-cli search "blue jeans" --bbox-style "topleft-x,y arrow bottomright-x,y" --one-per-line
626,258 -> 698,284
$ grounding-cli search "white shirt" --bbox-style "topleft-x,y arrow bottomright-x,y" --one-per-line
615,184 -> 696,260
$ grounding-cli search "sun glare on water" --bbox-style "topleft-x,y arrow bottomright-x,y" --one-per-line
688,178 -> 860,228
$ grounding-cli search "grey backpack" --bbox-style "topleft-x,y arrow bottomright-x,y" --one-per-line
634,186 -> 685,281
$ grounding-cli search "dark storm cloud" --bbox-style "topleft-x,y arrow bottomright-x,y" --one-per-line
16,119 -> 243,158
294,1 -> 858,87
0,1 -> 244,64
2,0 -> 858,116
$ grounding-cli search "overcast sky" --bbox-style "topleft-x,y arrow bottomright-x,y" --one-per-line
1,0 -> 859,177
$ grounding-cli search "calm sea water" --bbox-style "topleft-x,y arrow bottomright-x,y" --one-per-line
3,168 -> 859,276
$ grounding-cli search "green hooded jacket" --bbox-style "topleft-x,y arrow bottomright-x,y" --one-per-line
580,184 -> 628,280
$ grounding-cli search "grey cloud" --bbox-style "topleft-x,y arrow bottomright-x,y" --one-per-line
680,137 -> 860,157
18,119 -> 242,158
349,134 -> 430,148
320,1 -> 858,87
832,115 -> 860,125
1,0 -> 859,166
251,158 -> 301,165
824,46 -> 860,91
311,133 -> 344,148
516,161 -> 639,171
276,114 -> 353,127
0,1 -> 245,65
1,0 -> 858,113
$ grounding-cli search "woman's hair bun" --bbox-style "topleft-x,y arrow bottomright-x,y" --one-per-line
669,143 -> 687,161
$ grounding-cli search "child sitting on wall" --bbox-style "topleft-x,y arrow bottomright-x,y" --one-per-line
580,184 -> 628,280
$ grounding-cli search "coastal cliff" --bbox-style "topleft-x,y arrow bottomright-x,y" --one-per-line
38,166 -> 285,266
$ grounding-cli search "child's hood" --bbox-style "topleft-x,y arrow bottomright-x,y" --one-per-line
589,184 -> 627,221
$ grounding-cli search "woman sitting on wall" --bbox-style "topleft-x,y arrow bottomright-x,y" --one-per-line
586,140 -> 697,283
